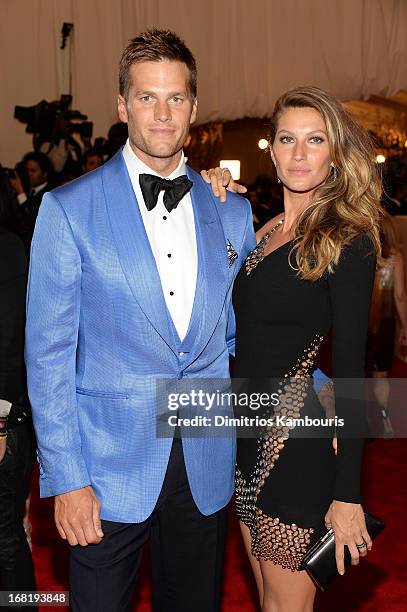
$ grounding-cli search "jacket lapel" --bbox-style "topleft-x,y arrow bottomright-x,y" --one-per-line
102,152 -> 176,353
181,168 -> 229,366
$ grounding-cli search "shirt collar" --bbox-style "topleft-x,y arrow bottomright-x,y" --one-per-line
122,138 -> 186,181
33,182 -> 47,194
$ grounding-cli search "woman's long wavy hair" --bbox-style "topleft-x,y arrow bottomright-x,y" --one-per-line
269,86 -> 383,280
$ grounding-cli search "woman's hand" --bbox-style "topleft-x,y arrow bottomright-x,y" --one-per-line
325,501 -> 372,575
0,437 -> 6,462
200,167 -> 247,202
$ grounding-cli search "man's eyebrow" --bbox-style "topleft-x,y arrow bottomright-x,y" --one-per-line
134,90 -> 188,96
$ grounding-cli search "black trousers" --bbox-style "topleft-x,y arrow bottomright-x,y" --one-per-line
70,439 -> 228,612
0,421 -> 37,612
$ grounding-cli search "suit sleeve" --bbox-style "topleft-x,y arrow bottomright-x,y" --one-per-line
328,235 -> 376,502
25,192 -> 91,497
227,198 -> 256,356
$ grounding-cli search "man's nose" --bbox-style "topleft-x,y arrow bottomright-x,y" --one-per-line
154,100 -> 171,122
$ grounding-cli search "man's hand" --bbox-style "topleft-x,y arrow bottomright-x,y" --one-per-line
0,437 -> 6,462
324,501 -> 372,576
201,167 -> 247,202
55,485 -> 104,546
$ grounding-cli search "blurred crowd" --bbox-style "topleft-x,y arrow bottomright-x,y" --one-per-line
1,113 -> 407,248
0,121 -> 129,255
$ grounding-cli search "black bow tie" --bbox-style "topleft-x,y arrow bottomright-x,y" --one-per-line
139,173 -> 193,213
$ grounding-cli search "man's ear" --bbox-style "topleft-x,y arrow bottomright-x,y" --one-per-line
190,98 -> 198,126
117,95 -> 128,123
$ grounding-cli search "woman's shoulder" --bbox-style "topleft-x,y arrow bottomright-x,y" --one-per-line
332,232 -> 376,279
341,232 -> 376,258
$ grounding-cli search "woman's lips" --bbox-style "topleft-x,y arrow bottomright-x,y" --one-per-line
287,168 -> 311,175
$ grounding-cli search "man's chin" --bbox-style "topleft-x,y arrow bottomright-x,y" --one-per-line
145,145 -> 183,160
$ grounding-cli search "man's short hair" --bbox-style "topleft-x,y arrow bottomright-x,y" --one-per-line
119,29 -> 197,101
23,152 -> 54,177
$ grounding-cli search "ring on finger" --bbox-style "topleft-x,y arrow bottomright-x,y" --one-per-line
356,541 -> 367,551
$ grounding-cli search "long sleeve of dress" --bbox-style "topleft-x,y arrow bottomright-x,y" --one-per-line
328,234 -> 376,503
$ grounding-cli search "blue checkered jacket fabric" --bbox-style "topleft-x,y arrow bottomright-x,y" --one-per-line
25,151 -> 256,522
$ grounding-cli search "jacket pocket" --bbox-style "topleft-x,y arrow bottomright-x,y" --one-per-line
76,387 -> 129,400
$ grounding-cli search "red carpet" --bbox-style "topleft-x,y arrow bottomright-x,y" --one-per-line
30,363 -> 407,610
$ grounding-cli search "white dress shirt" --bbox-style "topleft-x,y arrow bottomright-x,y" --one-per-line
17,181 -> 48,205
122,140 -> 197,341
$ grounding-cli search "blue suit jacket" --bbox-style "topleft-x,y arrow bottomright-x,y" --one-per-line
25,151 -> 256,522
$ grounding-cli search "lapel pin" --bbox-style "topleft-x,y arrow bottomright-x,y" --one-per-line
227,240 -> 238,267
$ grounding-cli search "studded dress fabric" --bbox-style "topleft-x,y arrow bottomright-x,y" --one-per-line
232,233 -> 376,571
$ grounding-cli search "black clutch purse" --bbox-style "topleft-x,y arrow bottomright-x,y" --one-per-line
302,511 -> 385,591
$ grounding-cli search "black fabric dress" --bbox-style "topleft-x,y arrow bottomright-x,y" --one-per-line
232,232 -> 376,571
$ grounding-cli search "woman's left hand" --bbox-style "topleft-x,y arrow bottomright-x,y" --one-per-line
324,500 -> 372,575
200,167 -> 247,202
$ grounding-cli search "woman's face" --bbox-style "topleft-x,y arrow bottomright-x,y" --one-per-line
270,107 -> 332,193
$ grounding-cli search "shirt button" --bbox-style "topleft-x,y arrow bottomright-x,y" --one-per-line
179,351 -> 184,356
167,253 -> 172,258
169,291 -> 174,296
163,215 -> 167,220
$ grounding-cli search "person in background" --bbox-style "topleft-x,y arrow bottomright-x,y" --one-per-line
82,148 -> 104,174
0,168 -> 37,610
367,213 -> 407,436
381,180 -> 407,216
9,152 -> 54,244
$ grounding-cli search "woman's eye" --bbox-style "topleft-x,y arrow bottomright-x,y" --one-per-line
309,136 -> 324,143
171,96 -> 183,104
140,96 -> 151,102
280,135 -> 293,143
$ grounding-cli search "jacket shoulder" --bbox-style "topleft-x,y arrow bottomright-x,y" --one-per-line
187,167 -> 252,218
48,152 -> 122,213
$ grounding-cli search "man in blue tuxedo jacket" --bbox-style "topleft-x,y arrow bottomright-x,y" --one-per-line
25,29 -> 256,612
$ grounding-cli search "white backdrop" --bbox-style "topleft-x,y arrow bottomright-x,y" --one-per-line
1,0 -> 406,166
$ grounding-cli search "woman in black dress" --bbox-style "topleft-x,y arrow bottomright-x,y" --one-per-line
204,87 -> 382,611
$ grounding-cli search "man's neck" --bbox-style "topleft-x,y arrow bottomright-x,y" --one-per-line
129,142 -> 182,177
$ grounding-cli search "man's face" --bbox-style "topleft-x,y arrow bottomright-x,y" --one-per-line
117,60 -> 197,171
26,160 -> 47,187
